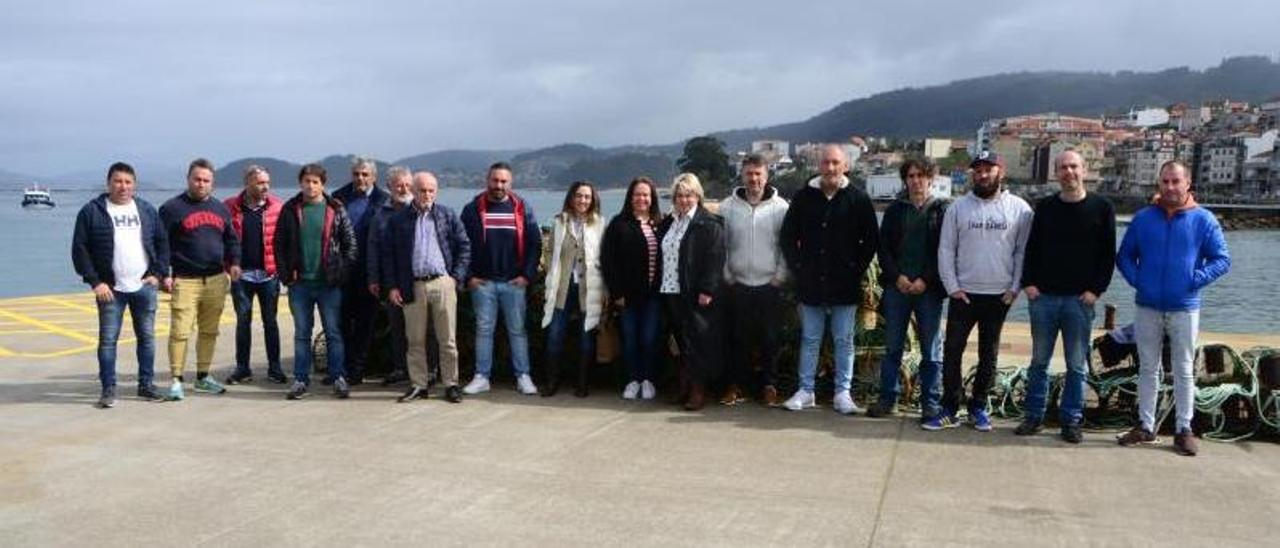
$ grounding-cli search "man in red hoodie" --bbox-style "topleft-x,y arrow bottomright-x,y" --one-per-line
224,165 -> 286,385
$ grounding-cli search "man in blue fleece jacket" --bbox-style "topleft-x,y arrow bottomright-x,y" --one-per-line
1115,160 -> 1230,457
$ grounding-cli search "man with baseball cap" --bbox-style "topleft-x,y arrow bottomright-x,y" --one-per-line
928,150 -> 1032,432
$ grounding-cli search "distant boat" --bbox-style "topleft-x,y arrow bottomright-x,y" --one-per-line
21,184 -> 55,209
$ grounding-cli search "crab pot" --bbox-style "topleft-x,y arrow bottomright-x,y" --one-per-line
1258,354 -> 1280,391
1192,392 -> 1260,438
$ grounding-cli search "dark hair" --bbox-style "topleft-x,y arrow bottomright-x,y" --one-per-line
620,176 -> 662,223
187,157 -> 215,177
1159,159 -> 1190,179
298,163 -> 328,184
740,153 -> 768,169
899,156 -> 937,182
106,161 -> 136,181
560,180 -> 600,218
488,161 -> 513,176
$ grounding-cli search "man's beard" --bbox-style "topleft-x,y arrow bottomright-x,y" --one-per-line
973,181 -> 999,199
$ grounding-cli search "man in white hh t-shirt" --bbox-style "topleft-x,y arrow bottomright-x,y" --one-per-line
72,162 -> 171,408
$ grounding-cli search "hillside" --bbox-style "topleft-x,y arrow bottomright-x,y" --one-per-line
714,55 -> 1280,148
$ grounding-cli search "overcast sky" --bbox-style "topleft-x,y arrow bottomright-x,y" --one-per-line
3,0 -> 1278,179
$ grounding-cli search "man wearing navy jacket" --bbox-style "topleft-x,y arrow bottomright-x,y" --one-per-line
384,171 -> 470,403
332,157 -> 388,385
1116,160 -> 1230,457
72,162 -> 169,407
459,162 -> 541,396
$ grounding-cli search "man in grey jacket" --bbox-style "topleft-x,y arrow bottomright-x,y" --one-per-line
931,151 -> 1032,432
719,154 -> 789,406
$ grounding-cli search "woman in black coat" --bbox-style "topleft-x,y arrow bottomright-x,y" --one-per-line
600,177 -> 665,401
656,173 -> 726,411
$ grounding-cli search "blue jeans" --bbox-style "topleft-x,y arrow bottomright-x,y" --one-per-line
619,297 -> 661,382
544,281 -> 596,380
798,304 -> 856,392
472,280 -> 531,378
96,284 -> 158,388
288,283 -> 345,384
877,288 -> 944,416
1025,294 -> 1096,424
230,279 -> 282,375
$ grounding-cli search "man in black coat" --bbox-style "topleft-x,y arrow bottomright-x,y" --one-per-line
778,144 -> 879,414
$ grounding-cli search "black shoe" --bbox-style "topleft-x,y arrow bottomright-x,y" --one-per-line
444,385 -> 463,404
320,376 -> 335,386
286,382 -> 309,400
866,404 -> 897,418
266,370 -> 288,384
381,370 -> 409,386
347,375 -> 364,387
1060,423 -> 1083,444
136,383 -> 165,401
398,385 -> 428,403
1014,419 -> 1044,436
225,370 -> 253,385
541,381 -> 561,398
574,385 -> 589,398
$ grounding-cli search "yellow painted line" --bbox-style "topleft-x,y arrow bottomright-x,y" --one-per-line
38,297 -> 99,313
0,346 -> 14,357
0,309 -> 98,344
0,330 -> 60,335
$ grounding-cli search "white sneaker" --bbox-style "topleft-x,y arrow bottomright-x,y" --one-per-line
462,376 -> 490,395
640,380 -> 656,400
833,390 -> 862,415
516,374 -> 538,395
783,389 -> 815,411
622,381 -> 640,400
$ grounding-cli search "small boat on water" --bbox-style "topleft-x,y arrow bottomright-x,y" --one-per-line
21,184 -> 55,209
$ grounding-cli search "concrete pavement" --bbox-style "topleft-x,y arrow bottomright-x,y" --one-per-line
2,293 -> 1279,546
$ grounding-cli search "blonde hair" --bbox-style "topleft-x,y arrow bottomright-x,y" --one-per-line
670,172 -> 704,203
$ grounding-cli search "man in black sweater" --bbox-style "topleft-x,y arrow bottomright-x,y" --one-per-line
1018,149 -> 1116,443
158,158 -> 241,401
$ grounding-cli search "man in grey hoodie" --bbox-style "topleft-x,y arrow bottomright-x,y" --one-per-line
719,154 -> 789,406
931,151 -> 1032,432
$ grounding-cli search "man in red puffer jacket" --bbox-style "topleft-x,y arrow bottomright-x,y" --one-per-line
224,165 -> 286,385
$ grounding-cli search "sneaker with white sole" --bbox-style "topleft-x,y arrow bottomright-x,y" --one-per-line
833,390 -> 861,415
640,380 -> 656,400
921,414 -> 960,431
167,380 -> 185,401
194,376 -> 227,394
96,385 -> 117,409
463,376 -> 490,395
516,374 -> 538,395
622,381 -> 640,400
783,389 -> 816,411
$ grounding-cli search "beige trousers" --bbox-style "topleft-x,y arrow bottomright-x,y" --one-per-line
403,277 -> 459,388
168,274 -> 229,377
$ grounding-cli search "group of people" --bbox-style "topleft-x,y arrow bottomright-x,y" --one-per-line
73,143 -> 1230,456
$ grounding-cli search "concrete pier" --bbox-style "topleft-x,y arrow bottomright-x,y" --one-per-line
2,292 -> 1278,546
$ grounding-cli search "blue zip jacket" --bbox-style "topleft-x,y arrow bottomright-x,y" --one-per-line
383,202 -> 471,304
71,194 -> 170,287
1116,202 -> 1230,312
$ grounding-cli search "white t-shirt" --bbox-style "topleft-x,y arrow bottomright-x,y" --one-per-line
107,200 -> 148,293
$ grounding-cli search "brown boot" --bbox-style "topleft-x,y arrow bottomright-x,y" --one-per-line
761,385 -> 781,407
719,384 -> 745,406
669,359 -> 691,405
684,383 -> 706,411
1173,429 -> 1198,456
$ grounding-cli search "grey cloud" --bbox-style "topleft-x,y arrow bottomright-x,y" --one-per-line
2,0 -> 1278,177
